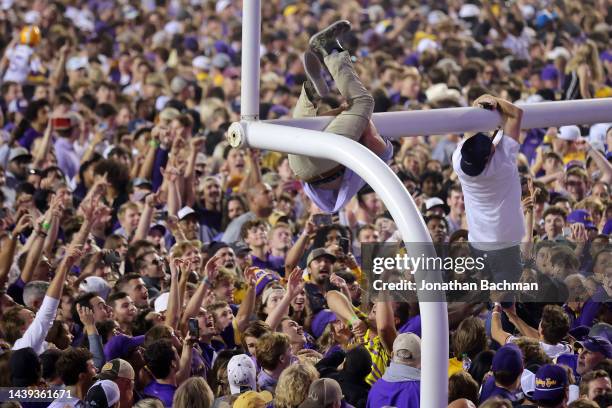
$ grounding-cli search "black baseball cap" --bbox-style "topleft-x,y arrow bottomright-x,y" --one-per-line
460,132 -> 493,177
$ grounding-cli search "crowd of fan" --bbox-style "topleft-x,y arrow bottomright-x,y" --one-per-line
0,0 -> 611,407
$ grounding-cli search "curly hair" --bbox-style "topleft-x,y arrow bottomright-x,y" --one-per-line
274,363 -> 319,408
540,305 -> 570,345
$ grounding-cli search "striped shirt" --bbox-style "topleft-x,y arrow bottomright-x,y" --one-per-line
364,329 -> 390,385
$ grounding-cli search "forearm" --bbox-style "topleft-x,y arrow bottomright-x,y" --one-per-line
587,148 -> 612,184
47,261 -> 69,299
167,180 -> 180,217
33,126 -> 53,168
491,311 -> 512,345
138,145 -> 157,179
43,218 -> 60,256
376,301 -> 397,353
285,232 -> 309,273
21,234 -> 46,283
176,345 -> 193,385
132,205 -> 154,243
166,274 -> 180,330
0,236 -> 18,287
326,291 -> 359,323
265,293 -> 292,331
507,312 -> 539,339
180,281 -> 209,327
236,285 -> 255,333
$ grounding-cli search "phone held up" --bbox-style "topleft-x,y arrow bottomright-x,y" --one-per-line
188,318 -> 199,338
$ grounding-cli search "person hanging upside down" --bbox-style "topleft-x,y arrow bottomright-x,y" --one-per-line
288,20 -> 393,213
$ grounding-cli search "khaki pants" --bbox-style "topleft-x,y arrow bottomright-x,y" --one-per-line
289,51 -> 374,181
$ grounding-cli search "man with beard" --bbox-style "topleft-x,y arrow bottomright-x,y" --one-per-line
207,241 -> 239,274
303,248 -> 337,317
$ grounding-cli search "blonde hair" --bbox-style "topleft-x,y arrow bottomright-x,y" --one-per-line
274,363 -> 319,408
172,377 -> 214,408
170,240 -> 202,258
134,399 -> 165,408
567,40 -> 603,83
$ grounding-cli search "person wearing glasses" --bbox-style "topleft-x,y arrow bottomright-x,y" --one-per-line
287,21 -> 392,214
452,94 -> 524,284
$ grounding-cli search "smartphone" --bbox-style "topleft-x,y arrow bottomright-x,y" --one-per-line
188,318 -> 199,338
499,293 -> 515,309
339,237 -> 350,254
313,214 -> 332,227
562,227 -> 572,237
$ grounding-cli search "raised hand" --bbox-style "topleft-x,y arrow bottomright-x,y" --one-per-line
161,166 -> 181,183
190,136 -> 206,151
145,191 -> 161,208
76,304 -> 95,327
65,244 -> 84,266
286,267 -> 303,297
203,254 -> 220,282
13,213 -> 33,235
473,94 -> 498,110
330,272 -> 348,291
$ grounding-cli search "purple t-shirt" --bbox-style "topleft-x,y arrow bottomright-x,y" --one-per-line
303,139 -> 393,213
479,376 -> 518,404
366,377 -> 420,408
143,380 -> 176,407
19,127 -> 42,151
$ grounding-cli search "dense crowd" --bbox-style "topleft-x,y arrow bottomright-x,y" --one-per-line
0,0 -> 611,408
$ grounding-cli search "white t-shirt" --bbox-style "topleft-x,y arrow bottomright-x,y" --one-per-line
452,135 -> 524,250
3,44 -> 36,84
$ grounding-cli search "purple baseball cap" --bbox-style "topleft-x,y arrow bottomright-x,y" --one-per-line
533,364 -> 567,402
540,64 -> 559,81
104,335 -> 145,361
254,269 -> 279,297
566,209 -> 596,230
492,344 -> 523,376
577,336 -> 612,358
310,310 -> 338,338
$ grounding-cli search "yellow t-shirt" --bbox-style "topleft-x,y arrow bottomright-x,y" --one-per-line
563,151 -> 586,164
364,329 -> 390,385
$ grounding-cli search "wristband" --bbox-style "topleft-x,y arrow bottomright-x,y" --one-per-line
41,221 -> 51,231
348,316 -> 360,328
149,139 -> 161,148
36,230 -> 48,238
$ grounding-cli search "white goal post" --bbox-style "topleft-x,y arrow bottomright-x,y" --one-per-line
231,1 -> 612,407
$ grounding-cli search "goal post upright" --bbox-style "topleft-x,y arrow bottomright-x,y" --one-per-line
234,3 -> 450,405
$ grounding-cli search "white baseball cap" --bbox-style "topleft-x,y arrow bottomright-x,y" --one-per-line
85,380 -> 120,408
154,292 -> 169,313
177,206 -> 196,220
558,125 -> 582,142
227,354 -> 257,395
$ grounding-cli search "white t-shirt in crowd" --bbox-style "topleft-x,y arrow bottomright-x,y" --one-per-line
3,44 -> 37,84
452,135 -> 524,250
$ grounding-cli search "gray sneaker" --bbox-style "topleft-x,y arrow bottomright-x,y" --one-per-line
302,50 -> 329,98
309,20 -> 351,60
